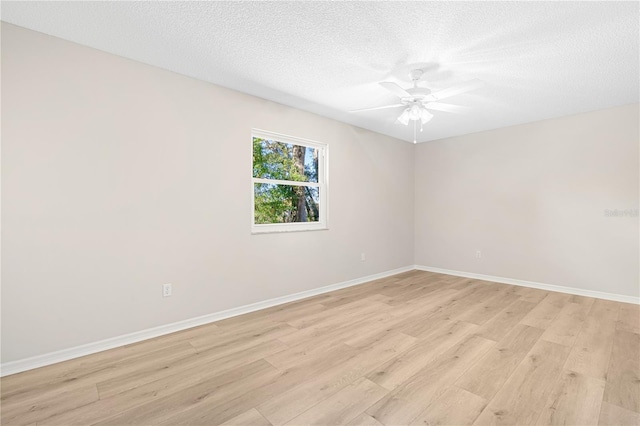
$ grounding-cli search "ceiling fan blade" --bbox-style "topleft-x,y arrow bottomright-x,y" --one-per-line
379,82 -> 412,98
423,102 -> 470,114
349,103 -> 404,113
427,79 -> 483,101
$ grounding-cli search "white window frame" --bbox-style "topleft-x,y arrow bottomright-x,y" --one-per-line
251,129 -> 328,234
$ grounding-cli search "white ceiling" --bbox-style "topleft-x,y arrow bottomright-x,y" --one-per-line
2,1 -> 638,143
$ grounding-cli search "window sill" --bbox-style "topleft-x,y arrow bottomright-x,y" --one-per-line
251,224 -> 329,234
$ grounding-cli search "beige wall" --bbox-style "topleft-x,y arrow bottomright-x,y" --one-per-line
1,24 -> 415,362
415,104 -> 639,298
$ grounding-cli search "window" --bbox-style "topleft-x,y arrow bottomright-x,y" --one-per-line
252,129 -> 328,233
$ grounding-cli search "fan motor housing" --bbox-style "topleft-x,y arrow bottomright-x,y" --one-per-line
403,87 -> 432,103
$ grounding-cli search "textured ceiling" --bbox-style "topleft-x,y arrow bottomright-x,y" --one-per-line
2,1 -> 638,143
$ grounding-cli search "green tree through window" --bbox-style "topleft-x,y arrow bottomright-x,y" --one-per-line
252,132 -> 327,232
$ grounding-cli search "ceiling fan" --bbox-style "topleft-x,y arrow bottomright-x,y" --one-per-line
351,69 -> 482,142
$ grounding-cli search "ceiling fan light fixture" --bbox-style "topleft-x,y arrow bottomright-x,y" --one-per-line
398,104 -> 433,126
408,104 -> 423,121
419,108 -> 434,124
398,108 -> 411,125
352,71 -> 482,141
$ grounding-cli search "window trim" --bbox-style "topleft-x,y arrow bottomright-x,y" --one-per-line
251,129 -> 329,234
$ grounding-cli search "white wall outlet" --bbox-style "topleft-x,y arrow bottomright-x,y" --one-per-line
476,250 -> 482,259
163,283 -> 172,297
361,253 -> 366,261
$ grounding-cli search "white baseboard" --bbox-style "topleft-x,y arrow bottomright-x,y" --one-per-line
0,265 -> 414,377
415,265 -> 640,305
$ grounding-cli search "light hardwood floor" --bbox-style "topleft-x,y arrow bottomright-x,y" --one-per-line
2,270 -> 639,425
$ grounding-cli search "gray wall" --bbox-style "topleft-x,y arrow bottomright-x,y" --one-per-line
414,104 -> 639,297
1,24 -> 415,362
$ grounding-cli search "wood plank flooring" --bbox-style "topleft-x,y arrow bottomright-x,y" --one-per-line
2,270 -> 639,425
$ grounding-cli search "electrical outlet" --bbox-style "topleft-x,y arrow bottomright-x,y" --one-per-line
163,283 -> 172,297
476,250 -> 482,259
361,253 -> 366,261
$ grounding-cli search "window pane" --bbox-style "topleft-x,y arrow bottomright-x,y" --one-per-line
253,138 -> 319,183
254,183 -> 320,224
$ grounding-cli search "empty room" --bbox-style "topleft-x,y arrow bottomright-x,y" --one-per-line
1,2 -> 638,425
